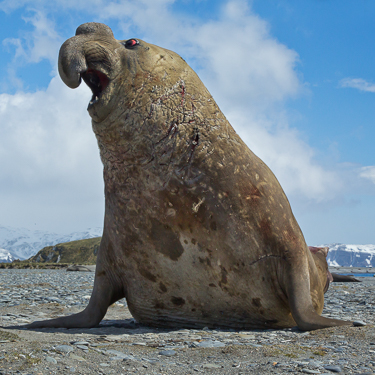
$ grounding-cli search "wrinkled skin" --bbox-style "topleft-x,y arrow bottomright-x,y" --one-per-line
26,23 -> 352,331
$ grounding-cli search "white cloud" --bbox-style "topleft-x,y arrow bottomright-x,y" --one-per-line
340,77 -> 375,93
21,11 -> 62,65
3,37 -> 27,60
2,10 -> 62,91
0,76 -> 104,231
3,11 -> 61,65
0,77 -> 93,184
185,3 -> 301,109
360,166 -> 375,184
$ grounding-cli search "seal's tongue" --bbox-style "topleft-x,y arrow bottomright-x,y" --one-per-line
81,68 -> 109,107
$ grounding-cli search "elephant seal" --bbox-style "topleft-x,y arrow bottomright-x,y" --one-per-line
26,22 -> 352,331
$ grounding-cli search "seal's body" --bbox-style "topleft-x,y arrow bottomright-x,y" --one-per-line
27,23 -> 351,330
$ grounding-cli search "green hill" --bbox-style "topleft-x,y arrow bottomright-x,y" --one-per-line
28,237 -> 101,265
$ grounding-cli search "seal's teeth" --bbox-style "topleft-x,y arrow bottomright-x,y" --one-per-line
81,69 -> 108,107
89,95 -> 99,106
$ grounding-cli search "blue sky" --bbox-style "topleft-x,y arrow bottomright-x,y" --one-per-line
0,0 -> 374,245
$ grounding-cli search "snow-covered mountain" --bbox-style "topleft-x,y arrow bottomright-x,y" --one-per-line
0,225 -> 102,261
325,243 -> 375,267
0,248 -> 16,263
1,224 -> 374,267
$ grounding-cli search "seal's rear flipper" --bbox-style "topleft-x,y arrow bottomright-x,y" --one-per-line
290,303 -> 353,331
287,265 -> 352,331
331,273 -> 361,282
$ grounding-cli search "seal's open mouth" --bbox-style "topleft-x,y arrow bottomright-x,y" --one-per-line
81,68 -> 109,107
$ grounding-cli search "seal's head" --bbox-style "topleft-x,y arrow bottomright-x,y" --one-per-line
58,21 -> 215,184
58,22 -> 185,123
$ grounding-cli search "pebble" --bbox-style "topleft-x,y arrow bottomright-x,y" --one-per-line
193,340 -> 226,348
106,349 -> 128,357
76,344 -> 89,350
203,363 -> 222,369
324,365 -> 342,372
159,350 -> 177,356
69,354 -> 86,361
71,341 -> 90,346
353,320 -> 367,326
55,344 -> 74,353
0,268 -> 374,374
45,356 -> 57,364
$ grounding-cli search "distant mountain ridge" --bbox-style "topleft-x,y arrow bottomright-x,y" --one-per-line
0,225 -> 102,260
29,237 -> 101,265
1,225 -> 374,267
325,243 -> 375,268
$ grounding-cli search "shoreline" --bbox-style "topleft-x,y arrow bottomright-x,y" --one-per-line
329,266 -> 375,274
330,267 -> 375,285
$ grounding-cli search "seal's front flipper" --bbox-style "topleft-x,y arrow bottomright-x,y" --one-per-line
24,269 -> 121,329
287,264 -> 352,331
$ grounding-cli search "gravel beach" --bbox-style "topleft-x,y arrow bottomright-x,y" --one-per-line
0,268 -> 374,375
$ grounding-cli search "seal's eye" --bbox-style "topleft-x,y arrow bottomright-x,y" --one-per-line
124,39 -> 139,49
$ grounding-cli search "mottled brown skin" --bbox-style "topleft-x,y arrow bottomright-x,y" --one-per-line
26,23 -> 352,331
